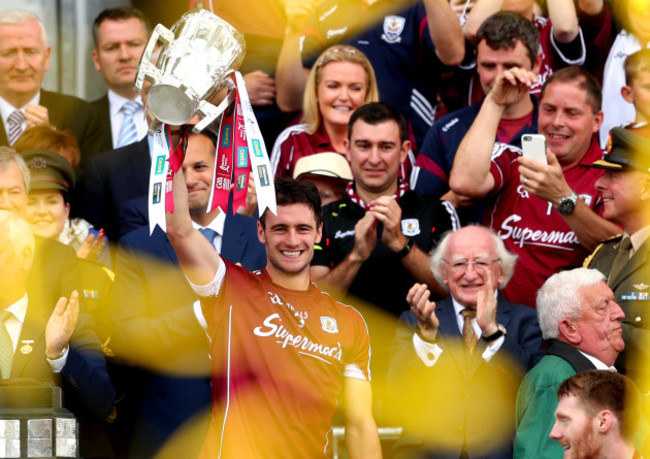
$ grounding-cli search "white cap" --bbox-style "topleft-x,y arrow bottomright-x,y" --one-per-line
293,152 -> 353,181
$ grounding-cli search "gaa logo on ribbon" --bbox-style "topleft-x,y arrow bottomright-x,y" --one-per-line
252,139 -> 263,158
237,147 -> 248,167
152,182 -> 162,204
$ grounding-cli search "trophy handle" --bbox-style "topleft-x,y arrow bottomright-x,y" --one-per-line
193,89 -> 237,133
134,24 -> 175,93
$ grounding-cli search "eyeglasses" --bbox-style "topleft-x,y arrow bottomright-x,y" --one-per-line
442,258 -> 501,272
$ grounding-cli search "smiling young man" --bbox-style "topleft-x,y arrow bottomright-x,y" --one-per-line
450,66 -> 620,307
91,7 -> 150,150
550,370 -> 642,459
164,175 -> 381,458
514,268 -> 626,458
310,102 -> 459,318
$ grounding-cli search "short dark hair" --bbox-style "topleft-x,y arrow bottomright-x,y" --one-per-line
348,102 -> 407,143
540,66 -> 602,113
92,6 -> 151,48
557,370 -> 641,442
259,178 -> 323,229
476,11 -> 540,67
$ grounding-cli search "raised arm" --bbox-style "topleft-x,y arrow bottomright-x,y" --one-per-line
463,0 -> 502,44
547,0 -> 580,43
275,0 -> 317,112
165,170 -> 221,285
423,0 -> 465,66
449,68 -> 537,198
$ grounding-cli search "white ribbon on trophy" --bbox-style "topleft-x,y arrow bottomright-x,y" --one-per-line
136,8 -> 277,235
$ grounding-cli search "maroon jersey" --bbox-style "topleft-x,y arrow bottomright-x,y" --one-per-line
485,138 -> 605,307
270,123 -> 335,179
199,260 -> 371,458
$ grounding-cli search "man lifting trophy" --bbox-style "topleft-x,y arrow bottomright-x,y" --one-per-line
134,7 -> 276,232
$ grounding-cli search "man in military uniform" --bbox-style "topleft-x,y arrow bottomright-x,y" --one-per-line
584,127 -> 650,391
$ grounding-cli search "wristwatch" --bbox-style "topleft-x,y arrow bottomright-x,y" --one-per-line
483,324 -> 507,343
396,238 -> 414,258
556,191 -> 578,215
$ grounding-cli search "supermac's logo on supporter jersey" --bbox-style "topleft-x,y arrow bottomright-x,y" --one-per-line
498,214 -> 580,249
254,313 -> 343,362
381,15 -> 405,43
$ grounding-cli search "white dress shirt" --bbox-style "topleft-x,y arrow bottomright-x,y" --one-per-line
108,90 -> 148,148
0,93 -> 40,140
3,294 -> 68,372
413,293 -> 505,367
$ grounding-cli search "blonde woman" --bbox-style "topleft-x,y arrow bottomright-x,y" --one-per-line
270,45 -> 378,178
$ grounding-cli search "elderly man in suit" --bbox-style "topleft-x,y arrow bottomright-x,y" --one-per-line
0,209 -> 114,457
91,7 -> 150,151
108,129 -> 266,458
584,127 -> 650,393
514,268 -> 625,458
0,10 -> 104,161
387,225 -> 544,458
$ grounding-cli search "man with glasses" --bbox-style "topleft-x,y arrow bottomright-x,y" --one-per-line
387,225 -> 544,458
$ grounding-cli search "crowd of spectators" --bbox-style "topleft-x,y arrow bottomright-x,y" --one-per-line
1,0 -> 649,457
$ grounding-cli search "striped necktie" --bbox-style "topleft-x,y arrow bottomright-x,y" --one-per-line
7,110 -> 24,146
0,310 -> 14,379
117,101 -> 141,147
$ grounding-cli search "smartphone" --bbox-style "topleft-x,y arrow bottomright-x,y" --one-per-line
521,134 -> 548,164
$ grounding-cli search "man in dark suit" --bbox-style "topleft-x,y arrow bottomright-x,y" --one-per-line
0,209 -> 114,457
387,225 -> 544,458
91,7 -> 150,151
0,10 -> 105,161
74,136 -> 150,244
108,130 -> 266,458
584,127 -> 650,393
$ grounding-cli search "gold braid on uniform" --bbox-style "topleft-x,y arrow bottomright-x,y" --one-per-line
583,234 -> 623,267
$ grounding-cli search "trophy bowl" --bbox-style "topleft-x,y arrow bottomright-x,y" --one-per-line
135,8 -> 246,127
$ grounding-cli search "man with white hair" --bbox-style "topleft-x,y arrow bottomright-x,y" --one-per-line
0,209 -> 114,457
0,9 -> 103,161
514,268 -> 626,458
387,225 -> 544,458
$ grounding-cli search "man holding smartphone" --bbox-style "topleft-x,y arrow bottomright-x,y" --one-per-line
449,66 -> 620,307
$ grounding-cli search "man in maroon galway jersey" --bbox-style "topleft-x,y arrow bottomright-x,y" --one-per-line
449,66 -> 620,307
164,174 -> 381,458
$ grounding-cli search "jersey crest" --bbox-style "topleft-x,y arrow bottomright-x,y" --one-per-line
381,15 -> 405,43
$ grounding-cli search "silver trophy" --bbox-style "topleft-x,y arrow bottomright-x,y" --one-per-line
134,8 -> 246,132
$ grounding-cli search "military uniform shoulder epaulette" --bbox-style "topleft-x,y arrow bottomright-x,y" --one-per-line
583,233 -> 624,268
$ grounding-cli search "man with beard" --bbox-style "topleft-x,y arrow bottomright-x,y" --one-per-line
550,370 -> 643,458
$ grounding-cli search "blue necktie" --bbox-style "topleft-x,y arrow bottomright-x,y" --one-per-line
117,101 -> 141,147
7,110 -> 24,146
199,228 -> 218,246
0,310 -> 14,379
